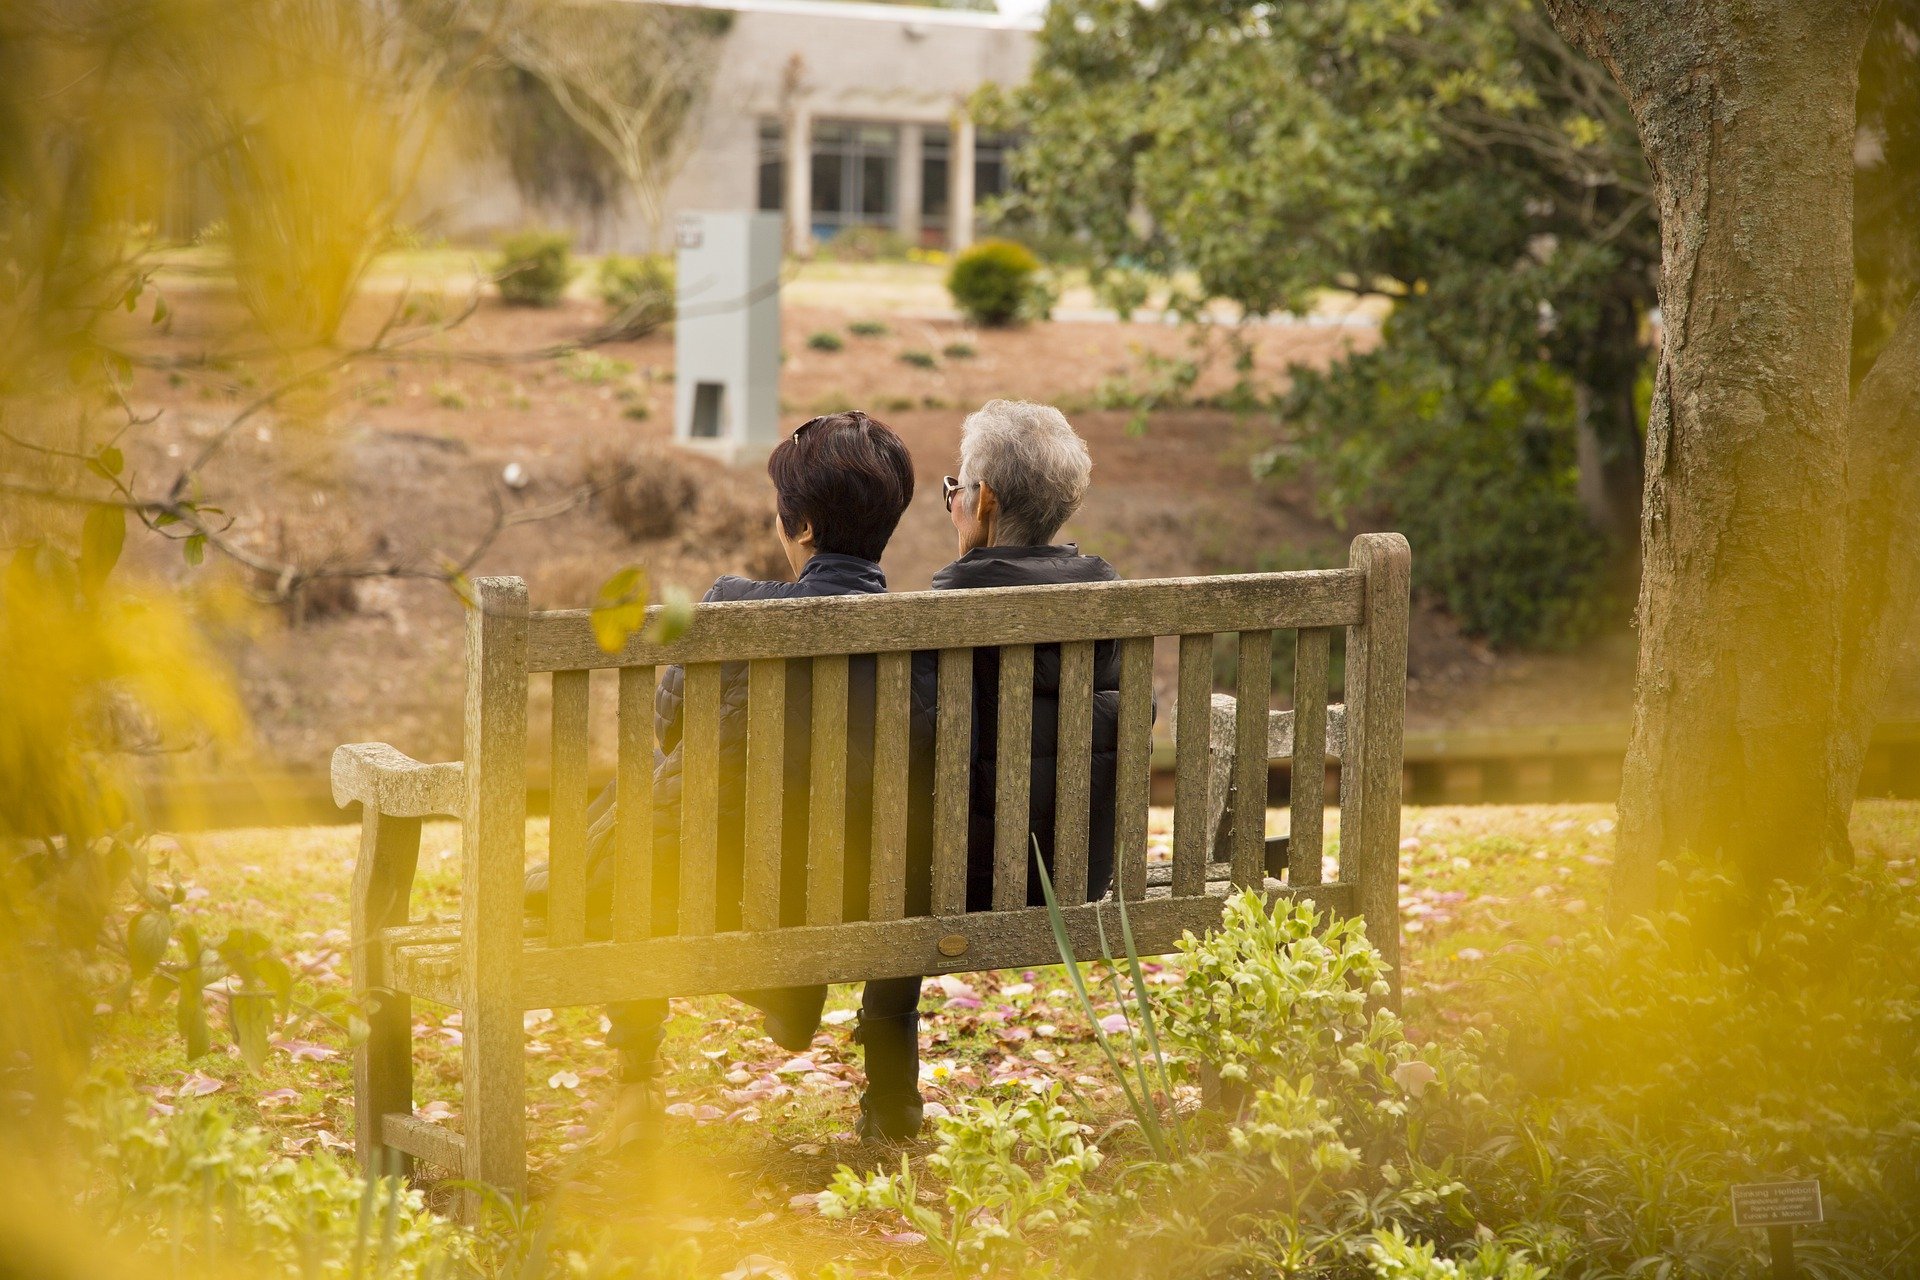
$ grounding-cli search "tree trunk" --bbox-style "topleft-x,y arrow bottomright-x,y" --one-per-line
1543,0 -> 1879,905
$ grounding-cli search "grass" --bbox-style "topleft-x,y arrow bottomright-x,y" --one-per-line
91,800 -> 1920,1270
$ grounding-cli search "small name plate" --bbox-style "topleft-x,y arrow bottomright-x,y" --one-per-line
1731,1180 -> 1823,1229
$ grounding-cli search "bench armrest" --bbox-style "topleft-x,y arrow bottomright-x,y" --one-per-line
332,743 -> 465,818
1204,693 -> 1346,760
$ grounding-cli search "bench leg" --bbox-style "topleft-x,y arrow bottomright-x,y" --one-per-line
351,810 -> 421,1178
461,997 -> 527,1223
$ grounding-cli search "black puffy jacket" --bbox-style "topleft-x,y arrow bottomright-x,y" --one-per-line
528,552 -> 888,934
908,545 -> 1124,911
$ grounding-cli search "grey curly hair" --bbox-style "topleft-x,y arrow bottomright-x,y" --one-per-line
957,399 -> 1093,546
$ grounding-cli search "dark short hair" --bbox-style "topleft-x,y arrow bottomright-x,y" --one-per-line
766,410 -> 915,563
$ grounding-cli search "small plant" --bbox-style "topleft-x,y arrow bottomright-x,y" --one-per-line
941,340 -> 977,359
879,395 -> 916,413
947,238 -> 1042,326
1093,267 -> 1154,321
494,229 -> 575,307
430,381 -> 466,409
807,331 -> 845,352
593,253 -> 674,339
622,403 -> 650,421
848,319 -> 889,337
592,442 -> 701,541
563,351 -> 634,384
820,1083 -> 1101,1274
899,349 -> 937,370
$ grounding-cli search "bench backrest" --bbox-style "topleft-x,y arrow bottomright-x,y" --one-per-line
459,533 -> 1410,1005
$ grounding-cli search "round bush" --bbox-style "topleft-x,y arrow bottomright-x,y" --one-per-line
594,253 -> 674,337
495,230 -> 576,307
946,239 -> 1041,327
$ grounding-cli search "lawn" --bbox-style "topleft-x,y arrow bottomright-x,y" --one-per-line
95,801 -> 1920,1274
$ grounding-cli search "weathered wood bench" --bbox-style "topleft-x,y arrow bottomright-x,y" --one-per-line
332,532 -> 1409,1213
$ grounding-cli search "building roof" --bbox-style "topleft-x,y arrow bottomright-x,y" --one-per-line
634,0 -> 1044,32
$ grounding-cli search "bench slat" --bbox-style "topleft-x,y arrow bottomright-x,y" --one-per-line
508,886 -> 1353,1007
807,654 -> 850,926
743,658 -> 785,931
1053,640 -> 1095,905
1290,628 -> 1331,887
932,647 -> 972,915
1230,629 -> 1272,889
992,644 -> 1036,911
868,650 -> 911,922
678,662 -> 722,936
1172,632 -> 1213,897
612,666 -> 655,940
1114,635 -> 1154,901
546,669 -> 592,948
528,570 -> 1367,670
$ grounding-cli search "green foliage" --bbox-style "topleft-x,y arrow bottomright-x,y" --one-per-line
820,1083 -> 1101,1275
946,239 -> 1044,327
807,331 -> 845,352
922,860 -> 1920,1279
899,349 -> 938,369
77,1089 -> 466,1277
594,254 -> 675,339
494,229 -> 576,307
818,225 -> 913,262
994,0 -> 1659,644
941,341 -> 977,359
847,319 -> 890,338
1272,303 -> 1613,647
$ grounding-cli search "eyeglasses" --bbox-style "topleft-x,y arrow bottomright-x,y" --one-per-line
943,475 -> 965,512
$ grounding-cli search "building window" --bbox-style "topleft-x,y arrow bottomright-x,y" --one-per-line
756,119 -> 783,212
809,120 -> 898,240
975,133 -> 1015,204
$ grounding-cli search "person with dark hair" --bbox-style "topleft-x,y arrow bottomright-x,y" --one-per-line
524,410 -> 915,1147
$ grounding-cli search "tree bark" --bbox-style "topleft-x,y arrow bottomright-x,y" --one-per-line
1542,0 -> 1879,905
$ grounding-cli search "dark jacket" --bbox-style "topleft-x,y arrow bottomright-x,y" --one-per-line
528,553 -> 888,934
909,545 -> 1123,911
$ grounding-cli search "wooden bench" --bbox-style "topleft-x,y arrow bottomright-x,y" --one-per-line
332,532 -> 1410,1214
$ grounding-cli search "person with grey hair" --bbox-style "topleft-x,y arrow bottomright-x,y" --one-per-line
854,400 -> 1128,1145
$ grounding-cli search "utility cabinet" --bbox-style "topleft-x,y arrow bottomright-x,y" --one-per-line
673,211 -> 782,462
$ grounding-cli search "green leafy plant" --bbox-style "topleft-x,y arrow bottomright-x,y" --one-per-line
946,239 -> 1043,327
899,349 -> 937,369
807,331 -> 845,352
941,341 -> 977,359
847,319 -> 889,338
818,226 -> 913,262
820,1083 -> 1101,1275
494,229 -> 576,307
594,253 -> 674,339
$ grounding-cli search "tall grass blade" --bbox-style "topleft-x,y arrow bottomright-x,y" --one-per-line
1033,838 -> 1170,1161
1091,906 -> 1173,1157
1115,886 -> 1186,1154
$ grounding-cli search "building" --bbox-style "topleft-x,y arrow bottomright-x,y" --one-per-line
432,0 -> 1040,255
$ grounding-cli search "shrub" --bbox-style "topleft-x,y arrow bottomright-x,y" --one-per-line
593,253 -> 674,339
807,331 -> 845,352
947,238 -> 1042,326
818,225 -> 912,262
847,319 -> 889,338
593,443 -> 701,542
898,349 -> 937,369
494,230 -> 575,307
941,340 -> 977,359
1274,331 -> 1613,649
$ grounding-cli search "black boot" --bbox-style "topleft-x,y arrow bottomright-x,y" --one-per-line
739,985 -> 828,1053
603,1000 -> 668,1150
853,1011 -> 924,1143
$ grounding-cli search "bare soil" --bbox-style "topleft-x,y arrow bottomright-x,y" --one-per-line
111,282 -> 1665,779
